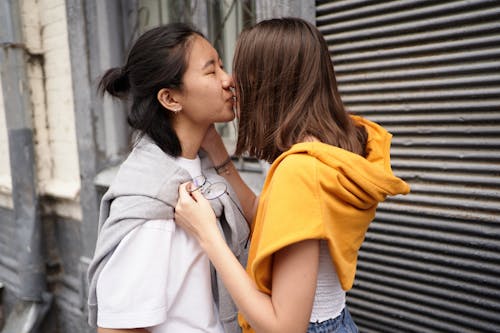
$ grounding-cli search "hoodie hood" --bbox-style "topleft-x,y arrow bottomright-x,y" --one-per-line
283,115 -> 410,208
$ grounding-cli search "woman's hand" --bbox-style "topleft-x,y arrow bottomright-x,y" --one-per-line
175,182 -> 221,246
200,124 -> 226,159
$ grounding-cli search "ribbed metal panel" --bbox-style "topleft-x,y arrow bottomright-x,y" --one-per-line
317,1 -> 500,332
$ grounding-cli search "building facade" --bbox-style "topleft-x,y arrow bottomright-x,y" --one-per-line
0,1 -> 499,332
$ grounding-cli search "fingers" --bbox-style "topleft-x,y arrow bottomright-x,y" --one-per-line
178,182 -> 205,204
175,181 -> 218,242
189,186 -> 205,202
176,183 -> 197,226
178,182 -> 194,201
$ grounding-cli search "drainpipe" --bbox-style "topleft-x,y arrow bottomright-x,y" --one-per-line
0,282 -> 4,327
0,1 -> 52,332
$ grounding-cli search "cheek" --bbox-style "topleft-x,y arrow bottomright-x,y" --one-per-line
197,82 -> 221,101
185,78 -> 226,111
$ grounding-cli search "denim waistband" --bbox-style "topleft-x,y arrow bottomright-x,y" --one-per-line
307,307 -> 358,333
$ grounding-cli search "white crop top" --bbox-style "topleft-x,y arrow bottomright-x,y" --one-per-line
310,240 -> 346,322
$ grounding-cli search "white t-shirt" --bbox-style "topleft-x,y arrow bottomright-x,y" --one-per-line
96,156 -> 224,333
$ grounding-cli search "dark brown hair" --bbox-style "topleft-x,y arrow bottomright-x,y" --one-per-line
99,23 -> 203,156
233,17 -> 367,162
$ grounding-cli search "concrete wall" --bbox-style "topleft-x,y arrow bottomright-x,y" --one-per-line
0,0 -> 82,213
12,0 -> 81,220
0,0 -> 87,332
0,79 -> 12,209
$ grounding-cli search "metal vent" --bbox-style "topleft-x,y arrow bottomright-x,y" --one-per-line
317,0 -> 500,332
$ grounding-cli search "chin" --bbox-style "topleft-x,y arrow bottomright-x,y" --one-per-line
221,109 -> 236,122
221,115 -> 235,123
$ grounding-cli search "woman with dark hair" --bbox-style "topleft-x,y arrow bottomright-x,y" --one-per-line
175,17 -> 410,333
86,23 -> 254,333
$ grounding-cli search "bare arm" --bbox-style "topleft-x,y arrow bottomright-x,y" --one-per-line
201,125 -> 258,224
175,183 -> 319,333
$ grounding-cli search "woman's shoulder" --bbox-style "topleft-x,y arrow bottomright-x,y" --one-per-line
108,140 -> 190,202
264,153 -> 319,198
270,150 -> 317,183
274,151 -> 316,172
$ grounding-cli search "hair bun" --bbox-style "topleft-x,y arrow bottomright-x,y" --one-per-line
98,66 -> 130,97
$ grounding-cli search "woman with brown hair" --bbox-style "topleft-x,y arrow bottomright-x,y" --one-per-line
175,17 -> 410,333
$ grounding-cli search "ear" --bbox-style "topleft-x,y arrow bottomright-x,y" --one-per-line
157,88 -> 182,113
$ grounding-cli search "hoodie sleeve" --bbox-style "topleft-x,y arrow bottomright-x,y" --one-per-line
247,154 -> 325,294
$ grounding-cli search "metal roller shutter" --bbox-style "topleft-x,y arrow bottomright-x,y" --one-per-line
316,1 -> 500,332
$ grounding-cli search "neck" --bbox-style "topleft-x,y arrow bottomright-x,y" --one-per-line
174,120 -> 208,159
302,135 -> 320,143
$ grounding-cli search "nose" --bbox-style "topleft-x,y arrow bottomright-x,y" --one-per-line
221,71 -> 234,90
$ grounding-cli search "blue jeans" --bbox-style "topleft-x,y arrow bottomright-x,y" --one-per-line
307,307 -> 359,333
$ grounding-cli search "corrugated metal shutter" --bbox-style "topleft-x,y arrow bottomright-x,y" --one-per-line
316,1 -> 500,332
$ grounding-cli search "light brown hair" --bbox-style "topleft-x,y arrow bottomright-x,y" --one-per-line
233,17 -> 367,162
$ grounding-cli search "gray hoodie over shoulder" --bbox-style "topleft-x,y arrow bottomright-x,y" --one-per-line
87,136 -> 249,333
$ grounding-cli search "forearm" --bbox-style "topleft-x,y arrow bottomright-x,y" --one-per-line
175,184 -> 317,333
218,161 -> 258,224
201,232 -> 280,333
203,136 -> 258,224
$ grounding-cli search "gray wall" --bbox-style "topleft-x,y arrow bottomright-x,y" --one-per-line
316,1 -> 500,332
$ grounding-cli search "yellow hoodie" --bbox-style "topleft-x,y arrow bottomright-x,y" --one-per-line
238,116 -> 410,332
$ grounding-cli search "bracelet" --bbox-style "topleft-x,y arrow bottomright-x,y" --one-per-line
214,156 -> 232,175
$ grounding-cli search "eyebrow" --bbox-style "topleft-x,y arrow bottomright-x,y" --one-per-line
202,59 -> 216,70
